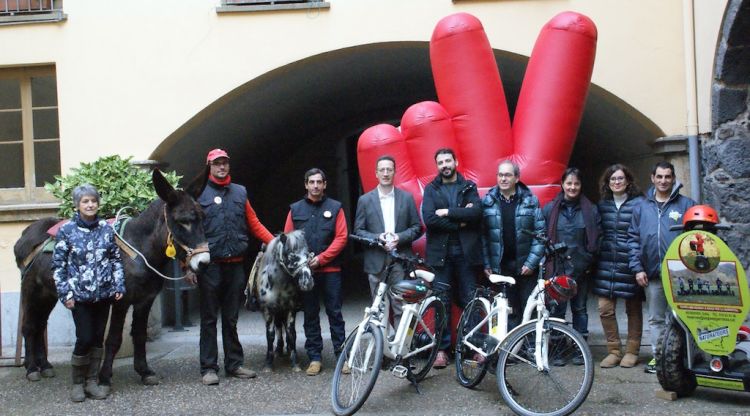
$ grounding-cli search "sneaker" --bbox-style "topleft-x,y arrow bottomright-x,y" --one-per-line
228,366 -> 257,379
341,361 -> 351,374
472,352 -> 486,366
306,361 -> 322,376
551,355 -> 567,367
202,370 -> 219,385
433,350 -> 449,369
644,357 -> 657,374
570,353 -> 585,366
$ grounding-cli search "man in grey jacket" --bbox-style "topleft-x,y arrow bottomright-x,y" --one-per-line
628,161 -> 695,374
354,155 -> 422,323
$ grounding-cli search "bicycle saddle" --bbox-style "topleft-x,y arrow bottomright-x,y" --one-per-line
390,280 -> 429,304
488,274 -> 516,285
409,269 -> 435,283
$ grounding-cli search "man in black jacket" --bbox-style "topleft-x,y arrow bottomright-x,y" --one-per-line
422,148 -> 482,368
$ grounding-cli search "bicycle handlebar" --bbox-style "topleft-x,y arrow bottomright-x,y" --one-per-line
348,234 -> 431,270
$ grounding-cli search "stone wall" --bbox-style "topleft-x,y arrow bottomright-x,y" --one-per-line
704,0 -> 750,270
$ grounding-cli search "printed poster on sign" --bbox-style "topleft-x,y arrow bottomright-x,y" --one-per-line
662,230 -> 749,356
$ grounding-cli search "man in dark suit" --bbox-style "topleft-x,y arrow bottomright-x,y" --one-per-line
354,155 -> 422,323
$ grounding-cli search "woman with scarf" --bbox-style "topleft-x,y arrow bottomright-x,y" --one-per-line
52,184 -> 125,402
592,164 -> 645,369
542,167 -> 601,365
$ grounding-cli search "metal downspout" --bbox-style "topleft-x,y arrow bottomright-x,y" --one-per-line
683,0 -> 702,202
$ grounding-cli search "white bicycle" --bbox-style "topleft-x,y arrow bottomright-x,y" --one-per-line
331,235 -> 448,416
455,232 -> 594,416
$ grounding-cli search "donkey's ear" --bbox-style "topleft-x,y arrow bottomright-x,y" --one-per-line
185,165 -> 209,199
153,169 -> 178,204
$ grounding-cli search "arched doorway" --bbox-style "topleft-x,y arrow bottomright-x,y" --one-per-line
152,42 -> 665,295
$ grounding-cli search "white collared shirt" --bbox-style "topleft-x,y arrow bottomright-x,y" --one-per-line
378,186 -> 395,234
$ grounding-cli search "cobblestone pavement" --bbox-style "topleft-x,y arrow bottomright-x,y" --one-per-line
2,298 -> 749,415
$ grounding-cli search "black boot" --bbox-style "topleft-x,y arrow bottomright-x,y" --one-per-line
70,354 -> 88,403
84,348 -> 107,400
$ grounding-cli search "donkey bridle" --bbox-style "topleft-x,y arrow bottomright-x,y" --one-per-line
163,206 -> 209,263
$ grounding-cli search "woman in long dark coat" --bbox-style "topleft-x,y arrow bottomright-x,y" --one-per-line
592,164 -> 644,368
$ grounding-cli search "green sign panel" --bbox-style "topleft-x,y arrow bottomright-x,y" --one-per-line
662,230 -> 749,356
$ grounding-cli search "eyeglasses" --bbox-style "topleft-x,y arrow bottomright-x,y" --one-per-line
609,176 -> 626,183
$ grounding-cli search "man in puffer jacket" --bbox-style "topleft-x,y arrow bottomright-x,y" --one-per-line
628,161 -> 695,374
482,160 -> 545,330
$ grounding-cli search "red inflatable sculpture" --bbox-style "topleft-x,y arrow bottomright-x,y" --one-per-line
357,12 -> 597,339
357,11 -> 597,208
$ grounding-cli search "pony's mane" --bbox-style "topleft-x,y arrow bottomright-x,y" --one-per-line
267,230 -> 307,257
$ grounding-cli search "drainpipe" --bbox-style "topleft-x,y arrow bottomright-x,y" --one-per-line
683,0 -> 702,202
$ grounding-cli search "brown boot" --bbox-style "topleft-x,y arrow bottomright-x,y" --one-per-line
600,351 -> 622,368
620,340 -> 640,368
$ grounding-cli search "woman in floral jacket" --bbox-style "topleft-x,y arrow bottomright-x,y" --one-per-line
52,184 -> 125,402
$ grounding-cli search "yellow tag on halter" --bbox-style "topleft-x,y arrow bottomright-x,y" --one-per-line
166,233 -> 177,259
166,242 -> 176,258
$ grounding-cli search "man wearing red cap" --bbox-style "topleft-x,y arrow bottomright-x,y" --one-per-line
195,148 -> 274,385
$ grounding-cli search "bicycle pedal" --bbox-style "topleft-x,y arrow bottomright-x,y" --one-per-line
391,365 -> 408,378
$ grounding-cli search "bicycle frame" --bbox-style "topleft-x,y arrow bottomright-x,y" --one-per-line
346,279 -> 441,371
461,255 -> 566,371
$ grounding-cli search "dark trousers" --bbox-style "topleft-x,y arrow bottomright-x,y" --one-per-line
502,262 -> 537,331
434,242 -> 477,350
199,262 -> 245,374
302,271 -> 346,361
71,300 -> 111,356
550,274 -> 590,337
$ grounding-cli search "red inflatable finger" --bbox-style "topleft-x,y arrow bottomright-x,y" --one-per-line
513,12 -> 597,189
357,124 -> 422,200
400,101 -> 458,189
430,13 -> 512,187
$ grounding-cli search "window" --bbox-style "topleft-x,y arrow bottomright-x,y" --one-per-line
217,0 -> 330,13
0,0 -> 66,25
0,66 -> 60,205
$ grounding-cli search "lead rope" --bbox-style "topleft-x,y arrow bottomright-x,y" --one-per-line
113,207 -> 187,281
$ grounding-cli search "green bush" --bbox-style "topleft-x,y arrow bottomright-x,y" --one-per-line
44,155 -> 181,219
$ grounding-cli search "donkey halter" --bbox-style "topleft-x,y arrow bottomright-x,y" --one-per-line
276,244 -> 313,277
163,206 -> 209,262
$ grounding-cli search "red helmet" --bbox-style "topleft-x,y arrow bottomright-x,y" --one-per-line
683,205 -> 719,225
545,275 -> 578,305
389,280 -> 429,304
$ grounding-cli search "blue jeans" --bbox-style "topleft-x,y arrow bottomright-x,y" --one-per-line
550,274 -> 590,337
434,242 -> 477,350
302,271 -> 346,361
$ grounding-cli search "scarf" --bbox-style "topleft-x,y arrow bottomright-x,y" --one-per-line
74,212 -> 100,229
209,174 -> 231,186
546,192 -> 599,253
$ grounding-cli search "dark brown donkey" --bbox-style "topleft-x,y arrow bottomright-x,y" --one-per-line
14,169 -> 210,387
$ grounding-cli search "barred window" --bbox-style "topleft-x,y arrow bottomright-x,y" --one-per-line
0,66 -> 60,204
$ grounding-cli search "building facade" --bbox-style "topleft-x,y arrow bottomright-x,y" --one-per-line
0,0 -> 740,347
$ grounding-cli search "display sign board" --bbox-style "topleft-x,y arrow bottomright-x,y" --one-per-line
662,230 -> 749,356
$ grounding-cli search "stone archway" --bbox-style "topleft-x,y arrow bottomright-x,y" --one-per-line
151,42 -> 665,295
704,0 -> 750,269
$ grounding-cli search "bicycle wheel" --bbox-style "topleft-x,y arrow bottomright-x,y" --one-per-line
331,323 -> 384,416
496,320 -> 593,416
455,298 -> 491,388
408,298 -> 447,381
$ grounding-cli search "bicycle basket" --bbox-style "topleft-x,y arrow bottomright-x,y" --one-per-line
545,275 -> 578,306
390,279 -> 429,304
